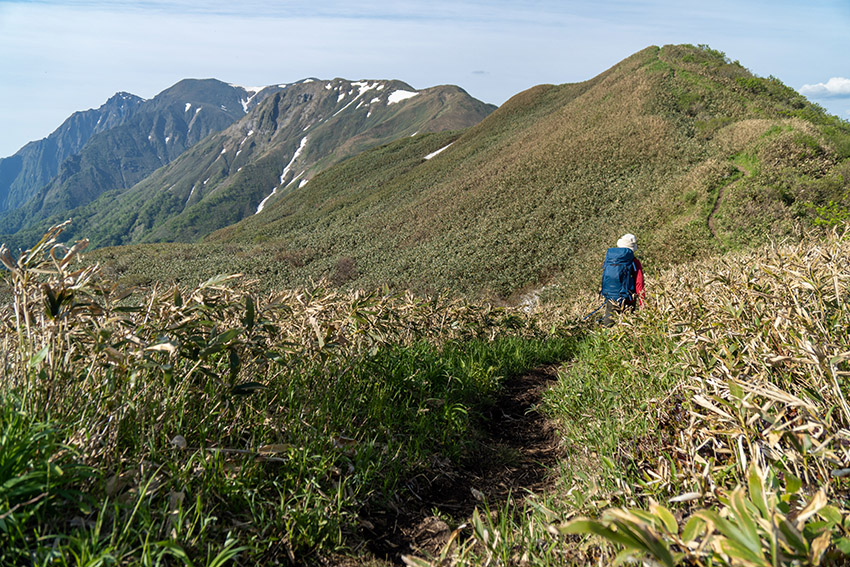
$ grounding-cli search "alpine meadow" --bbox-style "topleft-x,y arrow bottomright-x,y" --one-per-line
3,44 -> 850,566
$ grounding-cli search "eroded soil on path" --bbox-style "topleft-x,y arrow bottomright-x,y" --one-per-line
708,164 -> 750,239
359,364 -> 565,564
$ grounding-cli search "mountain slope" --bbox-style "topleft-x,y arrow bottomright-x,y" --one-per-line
21,79 -> 495,247
0,79 -> 281,236
83,45 -> 850,298
0,92 -> 144,213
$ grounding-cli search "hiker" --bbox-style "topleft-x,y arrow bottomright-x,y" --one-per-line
599,233 -> 644,326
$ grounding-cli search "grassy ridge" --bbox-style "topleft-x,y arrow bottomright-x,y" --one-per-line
93,44 -> 850,302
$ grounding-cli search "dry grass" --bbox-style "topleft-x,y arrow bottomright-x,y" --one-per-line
552,227 -> 850,565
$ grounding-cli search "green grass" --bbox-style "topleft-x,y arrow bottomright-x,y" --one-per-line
428,229 -> 850,566
544,324 -> 683,483
0,227 -> 579,563
6,219 -> 850,566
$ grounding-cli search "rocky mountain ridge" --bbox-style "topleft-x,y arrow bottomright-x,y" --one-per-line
0,78 -> 495,248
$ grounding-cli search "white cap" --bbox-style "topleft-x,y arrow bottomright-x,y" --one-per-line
617,233 -> 637,251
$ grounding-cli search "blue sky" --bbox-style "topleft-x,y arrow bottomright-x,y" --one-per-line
0,0 -> 848,157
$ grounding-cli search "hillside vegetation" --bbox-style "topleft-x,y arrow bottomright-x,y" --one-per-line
3,222 -> 850,565
94,44 -> 850,302
4,43 -> 850,566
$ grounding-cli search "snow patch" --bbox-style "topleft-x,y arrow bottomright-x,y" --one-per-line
299,178 -> 309,188
185,103 -> 192,112
165,136 -> 171,144
256,187 -> 278,215
333,97 -> 359,117
280,137 -> 308,184
220,147 -> 227,155
256,137 -> 308,214
424,143 -> 453,160
185,184 -> 197,207
351,81 -> 380,98
230,84 -> 264,94
387,90 -> 418,104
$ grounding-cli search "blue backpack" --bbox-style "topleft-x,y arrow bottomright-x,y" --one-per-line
600,247 -> 637,302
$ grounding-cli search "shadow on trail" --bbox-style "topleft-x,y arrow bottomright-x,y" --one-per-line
362,364 -> 565,563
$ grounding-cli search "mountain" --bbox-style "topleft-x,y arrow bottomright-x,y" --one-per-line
0,92 -> 144,213
4,79 -> 495,248
0,79 -> 282,235
90,44 -> 850,299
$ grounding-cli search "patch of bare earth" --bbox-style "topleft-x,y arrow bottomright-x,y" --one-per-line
708,165 -> 750,239
353,364 -> 565,565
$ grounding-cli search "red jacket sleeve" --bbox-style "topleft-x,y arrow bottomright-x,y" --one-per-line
634,258 -> 645,306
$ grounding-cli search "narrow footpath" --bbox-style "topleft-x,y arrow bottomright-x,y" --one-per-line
708,164 -> 750,239
362,364 -> 565,563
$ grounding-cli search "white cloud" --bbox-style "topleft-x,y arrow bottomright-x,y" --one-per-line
800,77 -> 850,98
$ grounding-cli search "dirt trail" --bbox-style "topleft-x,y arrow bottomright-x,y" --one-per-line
707,165 -> 750,239
361,364 -> 564,563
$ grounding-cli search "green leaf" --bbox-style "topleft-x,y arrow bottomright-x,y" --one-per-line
836,537 -> 850,554
559,519 -> 644,550
681,516 -> 705,543
785,473 -> 802,495
728,380 -> 744,401
748,465 -> 770,519
696,509 -> 762,559
729,488 -> 765,559
200,328 -> 243,356
719,537 -> 771,566
613,548 -> 640,566
818,505 -> 842,525
649,501 -> 678,534
228,349 -> 240,381
231,382 -> 265,396
244,295 -> 255,330
28,345 -> 49,368
778,518 -> 808,555
614,519 -> 675,567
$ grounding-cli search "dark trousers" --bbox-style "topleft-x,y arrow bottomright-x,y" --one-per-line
601,298 -> 636,327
